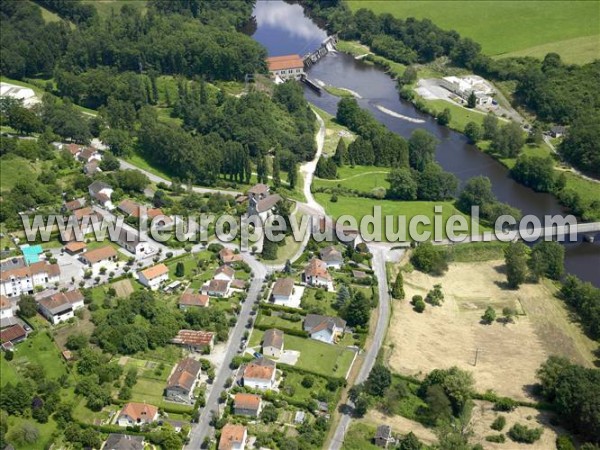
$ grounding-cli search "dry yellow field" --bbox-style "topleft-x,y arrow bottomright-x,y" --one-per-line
385,260 -> 596,401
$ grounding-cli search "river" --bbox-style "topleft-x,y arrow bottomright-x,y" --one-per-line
250,0 -> 599,286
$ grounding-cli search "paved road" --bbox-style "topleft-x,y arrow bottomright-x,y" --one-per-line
185,251 -> 266,449
329,245 -> 394,450
118,159 -> 242,196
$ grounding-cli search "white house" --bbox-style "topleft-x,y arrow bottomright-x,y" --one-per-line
303,314 -> 346,344
117,402 -> 159,427
270,277 -> 294,304
262,329 -> 284,358
88,180 -> 114,210
203,279 -> 230,298
164,358 -> 201,403
0,295 -> 18,328
319,246 -> 344,269
266,55 -> 305,81
116,228 -> 153,258
303,258 -> 333,289
214,265 -> 235,282
79,246 -> 118,274
242,358 -> 276,391
137,263 -> 169,290
219,423 -> 247,450
440,75 -> 495,106
38,290 -> 85,325
246,184 -> 281,223
0,261 -> 60,298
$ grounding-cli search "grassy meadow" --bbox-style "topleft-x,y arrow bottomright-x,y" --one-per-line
347,1 -> 600,63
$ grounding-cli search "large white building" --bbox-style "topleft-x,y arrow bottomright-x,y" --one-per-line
440,75 -> 495,106
266,55 -> 305,81
0,82 -> 40,108
38,290 -> 85,324
0,261 -> 60,298
242,358 -> 276,391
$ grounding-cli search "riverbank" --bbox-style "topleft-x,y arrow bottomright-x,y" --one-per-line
333,40 -> 600,221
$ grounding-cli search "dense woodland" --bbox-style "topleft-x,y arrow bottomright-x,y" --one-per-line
300,0 -> 600,177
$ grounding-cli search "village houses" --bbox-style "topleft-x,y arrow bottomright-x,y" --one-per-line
38,289 -> 85,324
262,328 -> 284,358
303,314 -> 346,344
233,393 -> 262,417
117,402 -> 159,428
137,263 -> 169,290
242,358 -> 276,391
79,246 -> 118,274
171,330 -> 215,353
218,423 -> 247,450
0,261 -> 60,298
179,289 -> 210,310
164,357 -> 201,403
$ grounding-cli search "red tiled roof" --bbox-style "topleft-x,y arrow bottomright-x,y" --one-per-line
64,241 -> 86,253
0,261 -> 60,281
234,393 -> 261,411
243,362 -> 275,381
171,330 -> 214,347
0,324 -> 26,343
179,289 -> 209,307
219,424 -> 246,450
272,277 -> 294,297
139,263 -> 169,280
119,402 -> 158,422
266,55 -> 304,71
81,246 -> 117,264
304,258 -> 331,280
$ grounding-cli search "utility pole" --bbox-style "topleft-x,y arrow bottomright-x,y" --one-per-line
474,348 -> 480,367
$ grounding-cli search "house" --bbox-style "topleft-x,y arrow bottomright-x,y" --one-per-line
73,207 -> 100,230
88,180 -> 114,209
218,423 -> 247,450
374,425 -> 395,448
242,358 -> 276,391
203,279 -> 230,298
116,228 -> 149,258
271,277 -> 295,304
550,125 -> 567,138
266,54 -> 305,81
77,147 -> 102,164
179,289 -> 210,310
65,143 -> 82,158
219,248 -> 243,265
214,265 -> 235,282
0,295 -> 17,328
0,324 -> 27,349
118,200 -> 143,218
79,246 -> 117,272
84,159 -> 101,175
262,329 -> 284,358
63,198 -> 86,212
137,263 -> 169,290
303,314 -> 346,344
147,208 -> 173,228
246,184 -> 281,221
117,402 -> 158,427
64,240 -> 86,255
319,246 -> 343,269
440,75 -> 495,106
103,433 -> 145,450
352,269 -> 368,280
303,258 -> 332,288
233,393 -> 262,417
171,330 -> 215,353
0,261 -> 60,298
165,357 -> 201,403
294,411 -> 305,424
38,289 -> 85,324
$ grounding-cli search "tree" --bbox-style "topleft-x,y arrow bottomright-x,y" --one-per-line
481,306 -> 496,324
18,295 -> 37,318
7,106 -> 42,135
467,91 -> 477,108
335,284 -> 351,310
411,242 -> 448,275
425,284 -> 444,306
262,235 -> 278,260
175,261 -> 185,277
315,157 -> 338,179
491,121 -> 525,157
397,432 -> 422,450
333,137 -> 346,166
353,395 -> 369,417
408,129 -> 438,171
464,121 -> 481,143
7,422 -> 39,446
344,290 -> 370,327
391,271 -> 405,300
507,424 -> 543,443
365,364 -> 391,396
483,113 -> 499,140
529,240 -> 565,281
420,366 -> 475,416
99,151 -> 120,171
272,152 -> 281,187
426,384 -> 452,423
386,168 -> 417,200
66,333 -> 88,350
411,295 -> 426,313
558,112 -> 600,177
502,307 -> 517,324
504,242 -> 529,288
100,128 -> 132,156
287,163 -> 298,189
261,404 -> 278,423
511,155 -> 556,192
437,108 -> 451,126
301,376 -> 314,388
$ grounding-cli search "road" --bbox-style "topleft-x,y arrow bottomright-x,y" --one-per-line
300,110 -> 326,215
185,251 -> 266,449
118,159 -> 242,196
329,245 -> 393,450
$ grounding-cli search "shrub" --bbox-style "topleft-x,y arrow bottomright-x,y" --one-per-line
556,435 -> 576,450
485,434 -> 506,443
494,397 -> 517,412
491,415 -> 506,431
508,424 -> 543,443
411,295 -> 425,313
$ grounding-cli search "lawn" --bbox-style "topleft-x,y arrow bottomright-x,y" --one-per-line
314,194 -> 483,242
313,165 -> 390,193
347,1 -> 600,63
280,370 -> 329,403
0,155 -> 41,192
342,422 -> 381,450
288,335 -> 355,377
10,331 -> 68,380
255,313 -> 303,331
124,151 -> 173,181
300,288 -> 338,316
5,416 -> 59,450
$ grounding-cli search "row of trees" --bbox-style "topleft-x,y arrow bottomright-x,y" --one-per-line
503,240 -> 565,288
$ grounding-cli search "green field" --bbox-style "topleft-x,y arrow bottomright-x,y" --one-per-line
314,194 -> 483,241
347,1 -> 600,63
10,331 -> 68,380
342,423 -> 381,450
0,155 -> 40,192
313,165 -> 390,193
311,105 -> 356,156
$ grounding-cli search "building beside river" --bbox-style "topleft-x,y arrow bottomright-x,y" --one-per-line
266,54 -> 304,81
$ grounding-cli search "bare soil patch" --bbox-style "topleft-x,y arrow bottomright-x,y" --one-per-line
385,260 -> 595,401
112,279 -> 134,298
